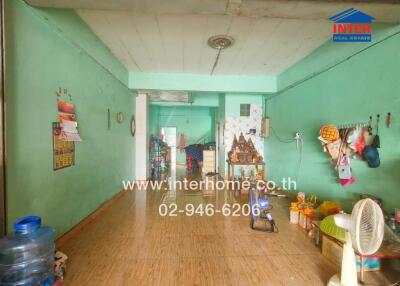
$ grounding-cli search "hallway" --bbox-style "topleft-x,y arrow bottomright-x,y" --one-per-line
3,1 -> 400,285
59,186 -> 338,285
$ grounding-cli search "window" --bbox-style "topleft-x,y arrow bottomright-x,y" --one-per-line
240,104 -> 251,116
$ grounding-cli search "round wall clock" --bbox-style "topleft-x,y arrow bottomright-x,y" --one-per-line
116,112 -> 124,123
131,116 -> 136,137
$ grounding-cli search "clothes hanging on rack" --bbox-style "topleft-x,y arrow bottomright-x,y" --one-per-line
184,144 -> 204,173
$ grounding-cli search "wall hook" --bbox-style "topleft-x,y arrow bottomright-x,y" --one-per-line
368,116 -> 373,135
387,112 -> 392,127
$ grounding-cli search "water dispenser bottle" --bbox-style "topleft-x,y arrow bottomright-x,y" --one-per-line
0,216 -> 55,286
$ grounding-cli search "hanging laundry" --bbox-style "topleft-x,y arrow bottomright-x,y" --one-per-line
184,144 -> 204,173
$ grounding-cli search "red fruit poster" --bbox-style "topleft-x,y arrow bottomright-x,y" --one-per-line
57,98 -> 76,124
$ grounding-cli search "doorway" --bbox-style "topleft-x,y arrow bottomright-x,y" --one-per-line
160,127 -> 177,183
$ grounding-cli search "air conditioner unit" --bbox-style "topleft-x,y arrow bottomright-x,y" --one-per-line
144,90 -> 191,103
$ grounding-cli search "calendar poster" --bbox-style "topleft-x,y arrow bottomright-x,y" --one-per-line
53,122 -> 75,170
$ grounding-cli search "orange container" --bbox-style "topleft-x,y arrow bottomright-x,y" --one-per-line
290,203 -> 299,224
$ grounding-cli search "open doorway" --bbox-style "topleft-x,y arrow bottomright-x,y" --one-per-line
149,105 -> 217,180
160,127 -> 176,182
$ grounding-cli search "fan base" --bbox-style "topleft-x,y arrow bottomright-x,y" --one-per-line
327,274 -> 360,286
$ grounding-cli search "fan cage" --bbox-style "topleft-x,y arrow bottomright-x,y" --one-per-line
351,198 -> 384,255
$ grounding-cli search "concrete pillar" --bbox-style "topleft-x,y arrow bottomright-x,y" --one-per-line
135,93 -> 149,180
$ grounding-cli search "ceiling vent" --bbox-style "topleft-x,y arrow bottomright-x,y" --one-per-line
207,35 -> 234,50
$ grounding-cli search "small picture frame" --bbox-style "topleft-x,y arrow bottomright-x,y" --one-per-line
116,112 -> 124,123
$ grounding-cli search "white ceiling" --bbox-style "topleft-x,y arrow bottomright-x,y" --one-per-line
77,11 -> 332,76
27,0 -> 400,76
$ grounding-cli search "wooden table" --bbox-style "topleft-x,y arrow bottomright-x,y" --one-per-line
227,160 -> 265,180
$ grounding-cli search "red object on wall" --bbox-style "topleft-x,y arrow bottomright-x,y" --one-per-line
386,112 -> 391,127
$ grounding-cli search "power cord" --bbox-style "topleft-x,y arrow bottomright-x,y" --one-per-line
296,135 -> 303,185
270,127 -> 297,143
270,127 -> 303,184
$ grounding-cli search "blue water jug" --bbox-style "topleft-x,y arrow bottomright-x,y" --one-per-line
0,216 -> 55,286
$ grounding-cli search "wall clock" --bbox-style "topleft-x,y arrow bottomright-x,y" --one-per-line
131,116 -> 136,137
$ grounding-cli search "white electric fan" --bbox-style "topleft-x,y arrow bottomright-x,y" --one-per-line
327,198 -> 384,286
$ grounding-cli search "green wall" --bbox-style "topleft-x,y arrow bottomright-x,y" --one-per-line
267,29 -> 400,212
33,7 -> 129,86
5,0 -> 135,236
130,72 -> 277,93
225,94 -> 264,117
149,106 -> 216,164
278,24 -> 399,91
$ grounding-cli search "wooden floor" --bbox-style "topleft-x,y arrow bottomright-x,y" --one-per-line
58,178 -> 396,286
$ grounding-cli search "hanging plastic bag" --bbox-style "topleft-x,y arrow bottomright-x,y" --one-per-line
355,128 -> 366,156
338,154 -> 352,180
338,154 -> 356,186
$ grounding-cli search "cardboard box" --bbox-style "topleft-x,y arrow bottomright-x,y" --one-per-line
321,234 -> 380,272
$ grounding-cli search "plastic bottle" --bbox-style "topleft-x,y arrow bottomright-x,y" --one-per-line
0,216 -> 55,286
303,207 -> 315,230
290,203 -> 299,224
299,209 -> 307,229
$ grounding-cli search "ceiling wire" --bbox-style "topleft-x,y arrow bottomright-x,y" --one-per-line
210,48 -> 222,75
210,16 -> 234,75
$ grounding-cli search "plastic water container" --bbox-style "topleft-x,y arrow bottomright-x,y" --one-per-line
0,216 -> 55,286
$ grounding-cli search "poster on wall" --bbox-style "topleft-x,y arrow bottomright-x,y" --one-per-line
56,88 -> 82,141
57,98 -> 76,123
52,122 -> 75,170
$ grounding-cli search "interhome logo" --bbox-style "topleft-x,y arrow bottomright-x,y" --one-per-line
329,8 -> 375,42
